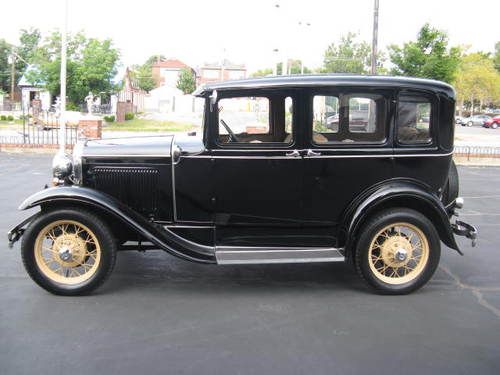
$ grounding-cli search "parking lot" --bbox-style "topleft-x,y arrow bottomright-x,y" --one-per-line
1,152 -> 499,375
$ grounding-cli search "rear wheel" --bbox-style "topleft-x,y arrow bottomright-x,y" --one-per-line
21,208 -> 117,295
354,208 -> 440,294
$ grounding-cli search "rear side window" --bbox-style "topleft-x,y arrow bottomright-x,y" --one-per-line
312,93 -> 386,144
397,96 -> 432,144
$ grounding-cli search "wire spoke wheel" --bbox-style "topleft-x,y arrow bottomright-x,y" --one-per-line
368,222 -> 429,285
34,220 -> 101,285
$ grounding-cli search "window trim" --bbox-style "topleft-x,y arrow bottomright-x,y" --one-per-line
395,91 -> 436,148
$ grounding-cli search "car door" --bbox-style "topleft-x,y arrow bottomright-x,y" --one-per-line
302,89 -> 393,241
207,90 -> 305,246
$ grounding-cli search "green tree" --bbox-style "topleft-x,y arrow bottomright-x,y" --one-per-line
0,39 -> 10,93
28,31 -> 120,105
251,68 -> 273,77
130,54 -> 163,92
388,23 -> 461,83
176,67 -> 196,94
494,41 -> 500,73
251,59 -> 311,77
321,32 -> 371,74
454,53 -> 500,115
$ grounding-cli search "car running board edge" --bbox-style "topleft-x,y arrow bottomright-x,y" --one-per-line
215,246 -> 345,265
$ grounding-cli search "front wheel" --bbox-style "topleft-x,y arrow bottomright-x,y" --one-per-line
354,208 -> 440,295
492,123 -> 498,129
467,121 -> 473,127
21,208 -> 117,295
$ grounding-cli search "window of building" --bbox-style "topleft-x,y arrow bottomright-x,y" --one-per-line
203,69 -> 220,79
397,96 -> 432,144
312,93 -> 386,144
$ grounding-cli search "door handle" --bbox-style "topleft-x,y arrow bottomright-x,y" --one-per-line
285,150 -> 301,158
306,149 -> 321,157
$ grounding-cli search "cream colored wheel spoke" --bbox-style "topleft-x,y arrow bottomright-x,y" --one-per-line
368,222 -> 430,285
34,220 -> 101,285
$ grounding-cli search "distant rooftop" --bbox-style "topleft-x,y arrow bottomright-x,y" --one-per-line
152,58 -> 190,69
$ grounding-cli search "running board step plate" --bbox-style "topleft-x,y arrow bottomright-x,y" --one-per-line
215,246 -> 345,265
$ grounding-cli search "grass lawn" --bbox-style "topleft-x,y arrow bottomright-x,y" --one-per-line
0,119 -> 24,128
105,119 -> 196,132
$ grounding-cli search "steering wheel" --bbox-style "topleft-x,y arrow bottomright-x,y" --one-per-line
220,119 -> 239,142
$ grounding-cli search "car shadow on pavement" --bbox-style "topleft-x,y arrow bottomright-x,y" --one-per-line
102,250 -> 371,295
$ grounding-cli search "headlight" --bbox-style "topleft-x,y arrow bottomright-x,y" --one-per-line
52,151 -> 73,179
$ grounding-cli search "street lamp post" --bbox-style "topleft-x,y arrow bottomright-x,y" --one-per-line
59,0 -> 68,152
371,0 -> 379,75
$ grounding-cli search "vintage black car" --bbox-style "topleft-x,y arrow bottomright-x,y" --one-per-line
8,75 -> 477,295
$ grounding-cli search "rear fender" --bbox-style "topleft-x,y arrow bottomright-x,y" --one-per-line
342,180 -> 460,256
15,186 -> 216,263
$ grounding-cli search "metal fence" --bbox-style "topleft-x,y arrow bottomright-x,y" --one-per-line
0,109 -> 78,146
454,145 -> 500,160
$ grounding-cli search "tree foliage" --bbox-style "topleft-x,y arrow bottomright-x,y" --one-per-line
321,33 -> 371,74
454,53 -> 500,112
130,54 -> 165,92
388,23 -> 460,83
176,67 -> 196,94
494,41 -> 500,73
251,59 -> 311,77
0,39 -> 10,93
27,31 -> 120,105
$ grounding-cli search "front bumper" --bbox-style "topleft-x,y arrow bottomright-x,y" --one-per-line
7,212 -> 40,248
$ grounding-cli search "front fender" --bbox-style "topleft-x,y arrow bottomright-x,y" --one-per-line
343,180 -> 461,254
16,186 -> 216,263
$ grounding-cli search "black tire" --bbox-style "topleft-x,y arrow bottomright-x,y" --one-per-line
492,123 -> 498,129
467,121 -> 473,127
354,208 -> 441,295
21,208 -> 117,296
442,160 -> 459,206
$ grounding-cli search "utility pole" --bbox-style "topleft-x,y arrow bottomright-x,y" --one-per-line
371,0 -> 379,75
59,0 -> 68,152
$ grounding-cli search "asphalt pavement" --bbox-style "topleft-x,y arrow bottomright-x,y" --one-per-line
0,152 -> 499,375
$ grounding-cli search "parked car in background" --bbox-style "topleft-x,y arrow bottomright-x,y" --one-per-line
483,116 -> 500,129
455,116 -> 465,125
461,114 -> 491,126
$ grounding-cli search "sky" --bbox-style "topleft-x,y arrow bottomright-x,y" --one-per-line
1,0 -> 498,75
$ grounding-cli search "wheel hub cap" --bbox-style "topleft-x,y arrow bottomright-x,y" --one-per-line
394,248 -> 408,262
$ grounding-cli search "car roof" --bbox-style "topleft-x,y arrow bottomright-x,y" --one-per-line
193,74 -> 455,98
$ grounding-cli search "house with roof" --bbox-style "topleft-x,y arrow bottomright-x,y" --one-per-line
18,65 -> 51,112
152,58 -> 195,88
197,59 -> 247,86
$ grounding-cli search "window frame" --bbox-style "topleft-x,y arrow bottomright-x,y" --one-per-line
309,88 -> 390,148
395,90 -> 437,148
212,90 -> 297,149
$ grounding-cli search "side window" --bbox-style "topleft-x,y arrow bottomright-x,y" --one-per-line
312,93 -> 386,144
217,96 -> 293,145
397,96 -> 432,144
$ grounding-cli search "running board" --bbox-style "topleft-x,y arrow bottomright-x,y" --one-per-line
215,246 -> 345,265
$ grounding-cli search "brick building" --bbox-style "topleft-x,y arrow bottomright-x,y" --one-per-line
197,59 -> 247,86
152,58 -> 195,88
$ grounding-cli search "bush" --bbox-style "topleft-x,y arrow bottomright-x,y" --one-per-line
7,115 -> 14,121
103,115 -> 115,123
125,112 -> 134,121
0,115 -> 6,121
66,102 -> 80,111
